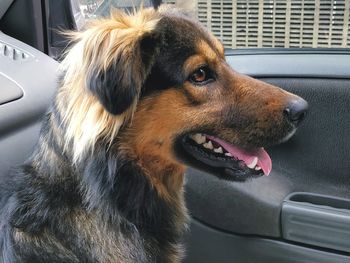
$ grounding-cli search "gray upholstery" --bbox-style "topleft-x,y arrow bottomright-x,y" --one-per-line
0,32 -> 58,179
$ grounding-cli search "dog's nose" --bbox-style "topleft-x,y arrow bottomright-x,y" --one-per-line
284,98 -> 308,126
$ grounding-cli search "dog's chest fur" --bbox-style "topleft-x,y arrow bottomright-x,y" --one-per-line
0,125 -> 188,263
12,207 -> 186,263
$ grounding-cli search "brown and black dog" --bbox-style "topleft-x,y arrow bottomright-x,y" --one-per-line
0,6 -> 307,263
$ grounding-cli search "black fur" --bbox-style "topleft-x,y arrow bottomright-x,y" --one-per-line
89,63 -> 137,115
82,149 -> 183,262
89,33 -> 161,115
151,0 -> 162,9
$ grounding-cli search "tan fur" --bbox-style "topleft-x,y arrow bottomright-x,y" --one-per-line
58,9 -> 161,163
119,88 -> 216,199
197,40 -> 221,61
183,55 -> 208,76
211,36 -> 225,58
117,42 -> 227,199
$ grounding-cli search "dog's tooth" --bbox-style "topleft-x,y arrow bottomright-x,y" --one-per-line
213,147 -> 223,153
197,134 -> 207,144
247,157 -> 258,169
191,133 -> 206,144
255,166 -> 262,171
203,140 -> 213,149
225,153 -> 233,157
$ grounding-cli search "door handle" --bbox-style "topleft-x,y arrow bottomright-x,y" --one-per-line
282,192 -> 350,252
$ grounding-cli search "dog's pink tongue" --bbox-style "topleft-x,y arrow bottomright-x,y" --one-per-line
207,136 -> 272,176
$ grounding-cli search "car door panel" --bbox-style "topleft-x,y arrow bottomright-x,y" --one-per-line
185,220 -> 350,263
186,77 -> 350,235
0,32 -> 58,180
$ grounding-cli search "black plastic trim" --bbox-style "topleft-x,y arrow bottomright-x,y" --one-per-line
0,0 -> 46,53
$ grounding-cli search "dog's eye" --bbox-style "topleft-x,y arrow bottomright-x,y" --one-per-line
189,67 -> 214,85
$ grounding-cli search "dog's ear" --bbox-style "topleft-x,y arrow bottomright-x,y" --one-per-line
81,10 -> 161,115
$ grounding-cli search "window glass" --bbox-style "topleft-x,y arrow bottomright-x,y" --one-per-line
77,0 -> 350,49
78,0 -> 153,19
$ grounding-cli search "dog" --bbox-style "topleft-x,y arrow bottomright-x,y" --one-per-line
0,5 -> 308,263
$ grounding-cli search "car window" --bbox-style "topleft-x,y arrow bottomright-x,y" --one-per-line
79,0 -> 153,19
77,0 -> 350,50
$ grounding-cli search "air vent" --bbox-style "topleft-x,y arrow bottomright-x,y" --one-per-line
194,0 -> 350,49
0,42 -> 30,61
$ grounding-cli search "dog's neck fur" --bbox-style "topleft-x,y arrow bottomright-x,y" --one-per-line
23,110 -> 188,262
118,129 -> 186,200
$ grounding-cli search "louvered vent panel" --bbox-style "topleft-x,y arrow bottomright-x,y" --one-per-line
236,1 -> 259,47
318,0 -> 333,47
348,6 -> 350,46
327,0 -> 346,47
0,42 -> 30,61
236,0 -> 248,47
209,0 -> 234,47
302,0 -> 315,47
198,0 -> 209,28
288,0 -> 312,47
273,1 -> 287,48
289,0 -> 302,47
175,0 -> 350,49
245,0 -> 259,47
263,1 -> 280,47
262,1 -> 272,47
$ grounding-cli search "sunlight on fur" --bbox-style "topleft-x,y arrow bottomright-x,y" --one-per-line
58,8 -> 161,163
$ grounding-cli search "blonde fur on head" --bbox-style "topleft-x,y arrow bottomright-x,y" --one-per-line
57,8 -> 161,163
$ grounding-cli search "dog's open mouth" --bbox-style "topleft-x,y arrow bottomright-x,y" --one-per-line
180,133 -> 272,180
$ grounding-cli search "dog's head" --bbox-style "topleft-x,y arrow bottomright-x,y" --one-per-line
59,6 -> 307,182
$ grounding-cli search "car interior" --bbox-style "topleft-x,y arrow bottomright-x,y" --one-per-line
1,0 -> 350,262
